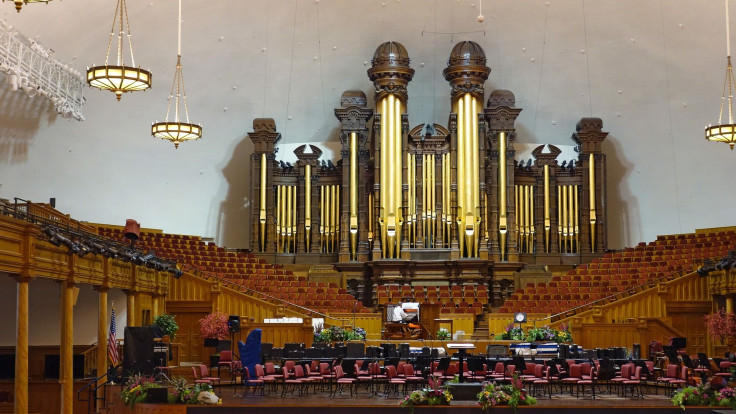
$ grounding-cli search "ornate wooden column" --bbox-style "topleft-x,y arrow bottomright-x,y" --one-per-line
15,224 -> 35,414
14,274 -> 30,414
126,288 -> 136,326
295,144 -> 323,254
485,90 -> 522,262
532,145 -> 562,258
334,90 -> 373,262
248,118 -> 282,253
60,278 -> 75,414
574,117 -> 608,256
95,286 -> 109,401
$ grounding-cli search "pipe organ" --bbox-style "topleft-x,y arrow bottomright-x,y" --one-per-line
248,41 -> 608,270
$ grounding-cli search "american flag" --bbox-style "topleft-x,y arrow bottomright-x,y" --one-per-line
108,304 -> 120,366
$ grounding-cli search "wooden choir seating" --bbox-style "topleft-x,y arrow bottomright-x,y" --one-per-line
499,230 -> 736,315
95,226 -> 369,315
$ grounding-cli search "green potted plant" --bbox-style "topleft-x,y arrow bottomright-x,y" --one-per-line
153,313 -> 179,340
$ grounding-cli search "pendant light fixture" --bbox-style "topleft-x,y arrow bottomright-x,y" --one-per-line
86,0 -> 152,101
151,0 -> 202,148
705,0 -> 736,150
4,0 -> 52,13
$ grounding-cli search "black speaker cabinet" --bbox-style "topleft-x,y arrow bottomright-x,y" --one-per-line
124,326 -> 155,376
146,387 -> 168,403
228,315 -> 240,333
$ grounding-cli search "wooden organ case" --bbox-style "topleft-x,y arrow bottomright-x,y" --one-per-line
247,40 -> 608,304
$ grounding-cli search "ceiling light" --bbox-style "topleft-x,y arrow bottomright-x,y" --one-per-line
86,0 -> 151,101
151,0 -> 202,148
706,0 -> 736,150
4,0 -> 51,13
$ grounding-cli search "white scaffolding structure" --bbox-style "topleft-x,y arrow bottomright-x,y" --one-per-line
0,19 -> 86,121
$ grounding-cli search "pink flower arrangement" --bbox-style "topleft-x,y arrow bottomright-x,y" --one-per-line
199,311 -> 230,340
704,308 -> 736,344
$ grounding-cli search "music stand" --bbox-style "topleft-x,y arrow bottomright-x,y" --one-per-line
447,343 -> 475,383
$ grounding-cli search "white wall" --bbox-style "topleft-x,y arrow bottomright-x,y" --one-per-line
0,273 -> 127,346
0,0 -> 732,252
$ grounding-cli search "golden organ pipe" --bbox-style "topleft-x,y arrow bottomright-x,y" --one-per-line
514,185 -> 519,249
422,154 -> 427,245
394,96 -> 402,257
305,164 -> 311,251
368,193 -> 373,242
259,154 -> 267,252
499,131 -> 507,261
291,185 -> 297,252
429,154 -> 434,246
335,185 -> 340,252
544,165 -> 550,253
568,185 -> 574,253
472,96 -> 479,256
287,185 -> 293,251
573,186 -> 580,252
589,153 -> 596,252
276,185 -> 282,252
320,185 -> 325,252
530,186 -> 535,253
350,132 -> 358,259
523,186 -> 528,252
380,97 -> 387,257
562,185 -> 568,253
557,185 -> 562,253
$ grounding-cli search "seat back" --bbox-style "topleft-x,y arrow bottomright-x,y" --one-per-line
293,364 -> 305,379
665,364 -> 678,378
568,364 -> 583,379
265,362 -> 276,375
199,364 -> 212,378
255,364 -> 265,378
219,350 -> 233,363
533,364 -> 545,379
192,366 -> 200,380
630,366 -> 642,381
403,363 -> 414,377
334,364 -> 344,379
494,362 -> 505,375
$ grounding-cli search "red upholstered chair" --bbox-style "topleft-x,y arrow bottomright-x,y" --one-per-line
199,364 -> 221,392
241,366 -> 265,397
622,365 -> 642,398
217,350 -> 239,381
333,365 -> 356,397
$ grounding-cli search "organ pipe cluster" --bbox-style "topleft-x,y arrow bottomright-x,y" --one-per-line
248,42 -> 608,265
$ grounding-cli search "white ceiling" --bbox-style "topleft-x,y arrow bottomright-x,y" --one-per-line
0,0 -> 733,250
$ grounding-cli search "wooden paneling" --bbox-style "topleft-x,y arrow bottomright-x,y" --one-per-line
0,380 -> 89,414
241,321 -> 315,348
327,313 -> 383,340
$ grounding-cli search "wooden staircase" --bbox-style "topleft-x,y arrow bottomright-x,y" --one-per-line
471,319 -> 490,340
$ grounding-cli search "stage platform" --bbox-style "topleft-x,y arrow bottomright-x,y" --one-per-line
180,383 -> 709,414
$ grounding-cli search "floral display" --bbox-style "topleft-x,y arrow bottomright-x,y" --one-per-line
494,322 -> 573,343
477,374 -> 537,412
153,313 -> 179,339
170,377 -> 221,405
399,375 -> 452,413
496,323 -> 525,341
436,327 -> 451,340
199,311 -> 230,340
704,308 -> 736,344
120,375 -> 161,407
313,324 -> 366,342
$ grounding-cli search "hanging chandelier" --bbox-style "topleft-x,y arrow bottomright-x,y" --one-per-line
705,0 -> 736,150
3,0 -> 51,13
86,0 -> 151,101
151,0 -> 202,148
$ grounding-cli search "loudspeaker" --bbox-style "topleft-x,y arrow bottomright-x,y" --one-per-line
124,326 -> 155,376
399,343 -> 410,358
228,315 -> 240,333
147,387 -> 168,403
346,342 -> 365,358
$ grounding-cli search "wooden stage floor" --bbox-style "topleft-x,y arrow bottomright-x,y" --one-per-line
184,382 -> 710,414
